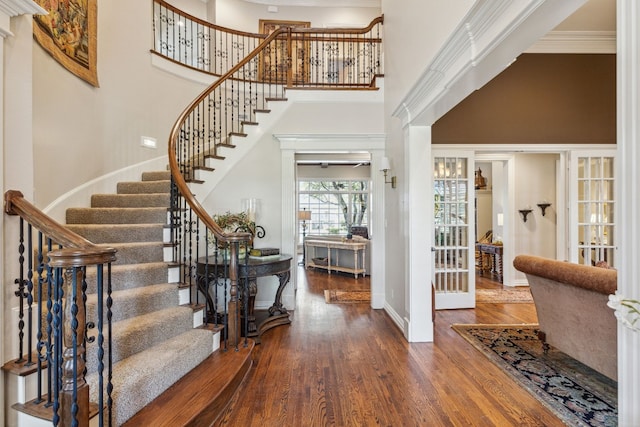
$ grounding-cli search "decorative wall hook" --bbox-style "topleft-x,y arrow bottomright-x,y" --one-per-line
519,209 -> 533,222
537,203 -> 551,216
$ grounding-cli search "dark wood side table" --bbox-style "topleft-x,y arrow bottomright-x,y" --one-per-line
476,243 -> 504,283
197,254 -> 292,343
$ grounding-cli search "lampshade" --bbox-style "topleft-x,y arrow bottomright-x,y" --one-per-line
380,156 -> 391,171
298,210 -> 311,221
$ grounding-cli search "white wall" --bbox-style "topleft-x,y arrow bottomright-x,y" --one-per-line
32,0 -> 209,208
513,153 -> 558,281
215,0 -> 380,32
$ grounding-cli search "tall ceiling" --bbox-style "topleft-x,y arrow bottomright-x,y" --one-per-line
239,0 -> 615,31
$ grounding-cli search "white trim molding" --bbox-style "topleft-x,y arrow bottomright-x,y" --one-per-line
275,133 -> 387,310
526,30 -> 616,54
616,0 -> 640,424
0,0 -> 46,38
0,0 -> 45,17
392,0 -> 588,127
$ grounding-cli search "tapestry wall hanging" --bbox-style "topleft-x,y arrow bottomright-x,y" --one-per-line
33,0 -> 99,87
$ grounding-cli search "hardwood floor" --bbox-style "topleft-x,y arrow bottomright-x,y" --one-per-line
214,266 -> 562,426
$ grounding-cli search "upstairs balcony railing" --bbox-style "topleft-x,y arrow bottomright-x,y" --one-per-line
153,0 -> 383,87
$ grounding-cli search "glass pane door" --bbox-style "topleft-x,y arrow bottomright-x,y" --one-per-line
572,153 -> 616,267
432,151 -> 475,309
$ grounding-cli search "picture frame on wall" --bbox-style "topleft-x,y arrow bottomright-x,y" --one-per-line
33,0 -> 99,87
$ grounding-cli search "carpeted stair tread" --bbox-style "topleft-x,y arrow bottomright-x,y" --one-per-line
96,241 -> 165,265
84,262 -> 170,293
117,180 -> 171,194
142,171 -> 171,181
86,283 -> 179,323
91,193 -> 170,208
66,223 -> 165,243
86,305 -> 195,371
87,328 -> 214,426
66,207 -> 169,224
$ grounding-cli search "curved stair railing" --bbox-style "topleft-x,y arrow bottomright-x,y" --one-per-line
167,15 -> 384,350
3,190 -> 117,426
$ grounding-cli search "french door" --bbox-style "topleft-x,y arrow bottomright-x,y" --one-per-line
432,150 -> 475,309
569,150 -> 617,267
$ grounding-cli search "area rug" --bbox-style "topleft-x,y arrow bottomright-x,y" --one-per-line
324,289 -> 370,304
476,287 -> 533,303
452,324 -> 617,426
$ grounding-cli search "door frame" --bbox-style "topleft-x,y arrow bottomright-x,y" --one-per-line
434,144 -> 613,287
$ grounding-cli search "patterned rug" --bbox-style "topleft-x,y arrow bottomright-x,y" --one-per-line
476,287 -> 533,303
452,324 -> 617,426
324,289 -> 370,304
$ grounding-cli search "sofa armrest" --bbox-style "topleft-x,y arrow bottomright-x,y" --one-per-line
513,255 -> 616,295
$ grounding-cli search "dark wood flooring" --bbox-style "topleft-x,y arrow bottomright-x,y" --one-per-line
213,266 -> 561,426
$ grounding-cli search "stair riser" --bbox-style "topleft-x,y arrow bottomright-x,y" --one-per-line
85,283 -> 178,321
101,243 -> 165,265
66,208 -> 169,225
117,181 -> 170,194
84,263 -> 170,293
91,194 -> 170,208
66,224 -> 165,243
142,171 -> 171,181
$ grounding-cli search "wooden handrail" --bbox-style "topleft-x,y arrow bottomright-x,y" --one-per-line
4,190 -> 111,251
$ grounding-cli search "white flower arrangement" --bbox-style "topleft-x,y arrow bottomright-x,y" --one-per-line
607,292 -> 640,332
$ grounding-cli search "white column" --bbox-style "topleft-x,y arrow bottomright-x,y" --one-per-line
405,125 -> 433,342
280,148 -> 297,310
617,0 -> 640,425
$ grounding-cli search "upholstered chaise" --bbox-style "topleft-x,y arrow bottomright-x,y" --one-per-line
513,255 -> 617,380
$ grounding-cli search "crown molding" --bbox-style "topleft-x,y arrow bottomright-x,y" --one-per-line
526,30 -> 616,53
239,0 -> 380,8
275,133 -> 385,151
0,0 -> 45,38
0,0 -> 46,17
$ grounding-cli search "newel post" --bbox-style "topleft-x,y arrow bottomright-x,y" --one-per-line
227,241 -> 241,349
48,247 -> 116,427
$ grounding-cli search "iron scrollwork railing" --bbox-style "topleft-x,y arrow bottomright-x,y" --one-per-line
3,190 -> 117,427
152,0 -> 383,87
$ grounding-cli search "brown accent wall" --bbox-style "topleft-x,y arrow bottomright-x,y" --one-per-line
432,54 -> 616,145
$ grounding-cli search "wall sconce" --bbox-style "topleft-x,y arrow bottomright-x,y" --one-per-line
537,202 -> 551,216
380,156 -> 397,188
518,209 -> 533,223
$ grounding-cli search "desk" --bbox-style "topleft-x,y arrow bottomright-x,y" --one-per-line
476,243 -> 503,283
304,239 -> 367,278
197,254 -> 292,343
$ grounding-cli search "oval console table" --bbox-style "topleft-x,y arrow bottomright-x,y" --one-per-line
197,254 -> 292,343
304,238 -> 367,278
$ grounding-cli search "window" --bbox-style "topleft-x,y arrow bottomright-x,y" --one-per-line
298,180 -> 370,238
